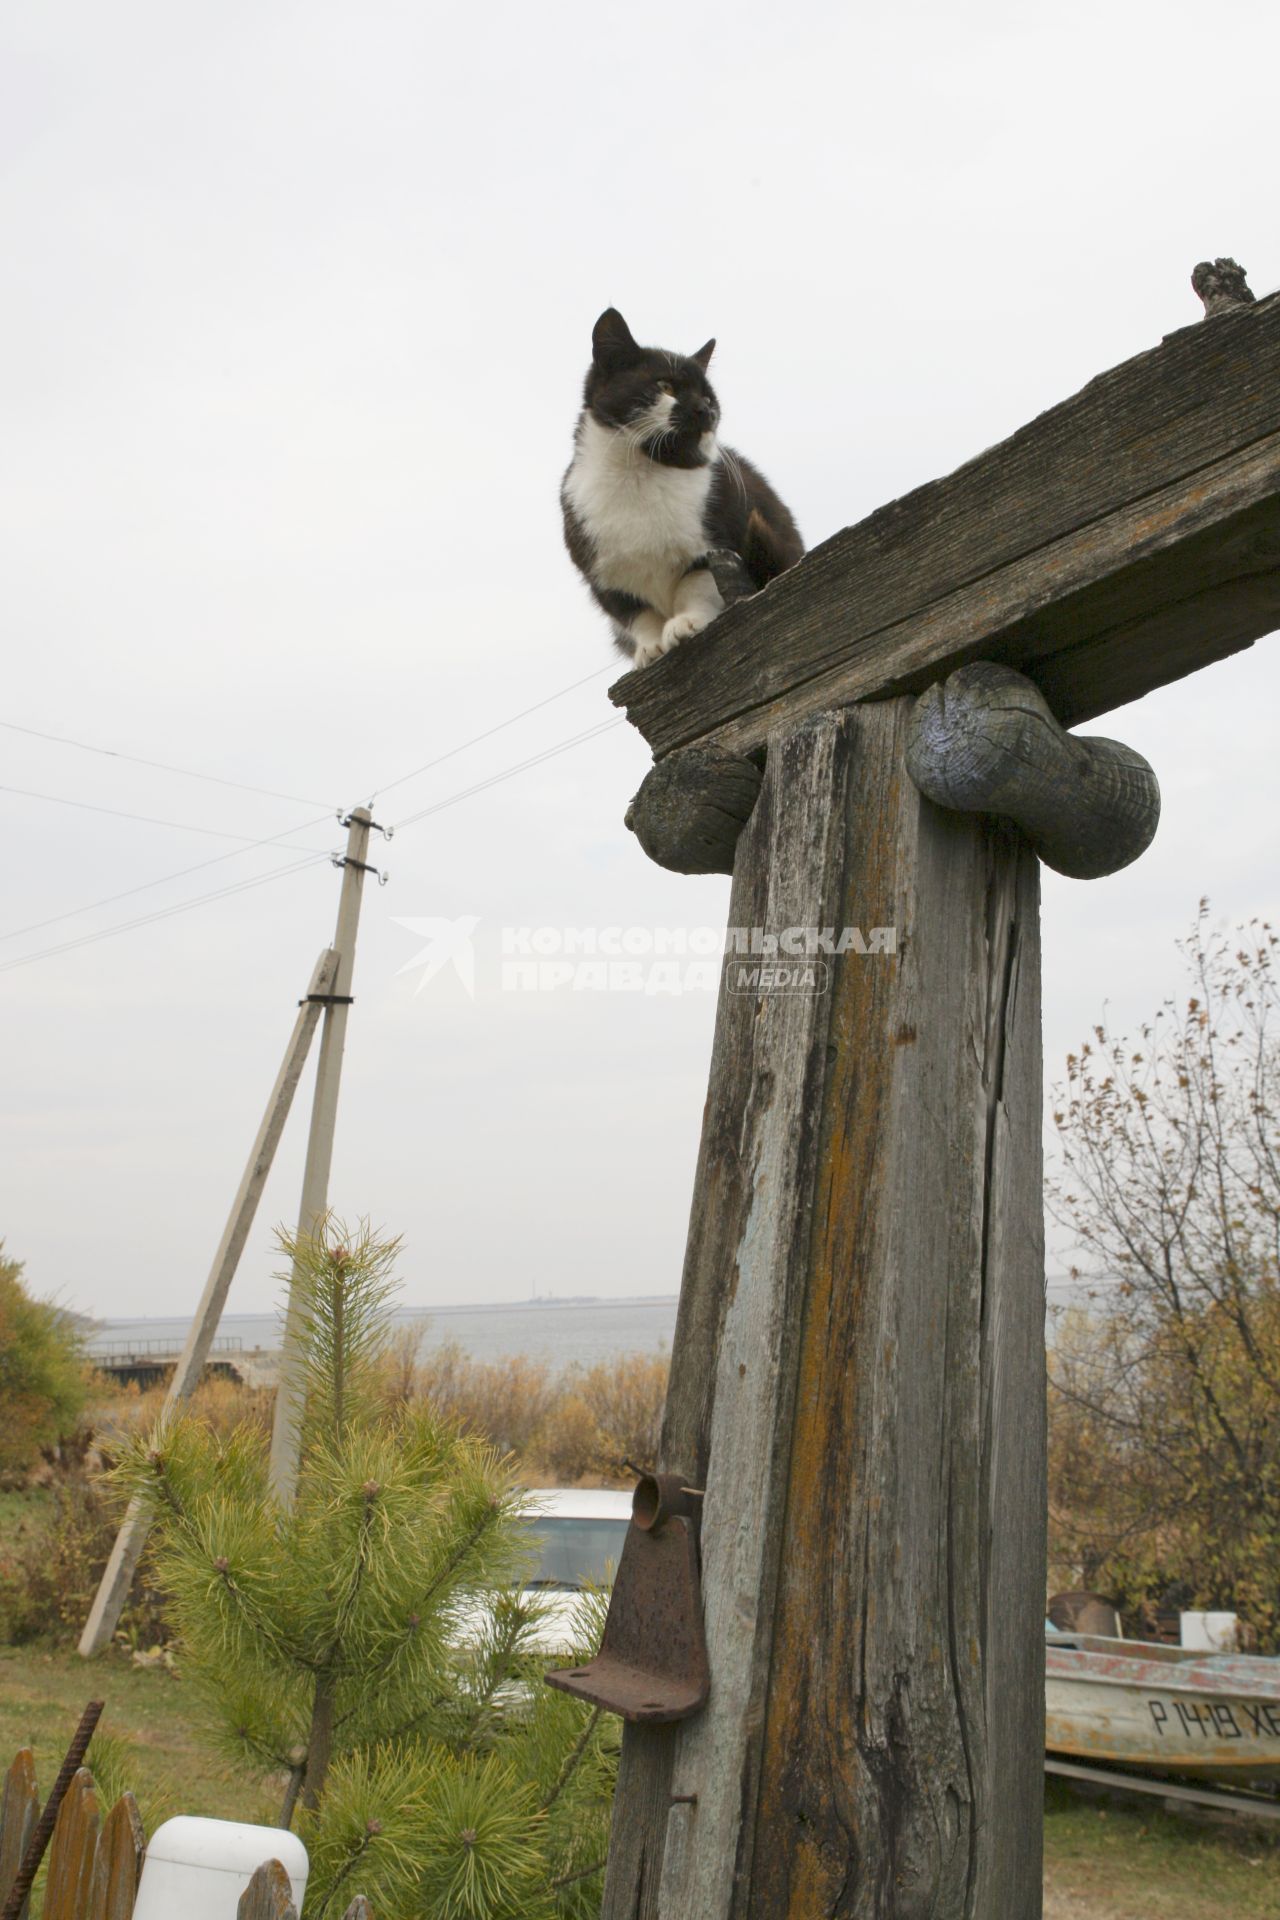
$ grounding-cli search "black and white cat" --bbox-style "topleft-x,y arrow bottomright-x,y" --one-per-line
561,309 -> 803,668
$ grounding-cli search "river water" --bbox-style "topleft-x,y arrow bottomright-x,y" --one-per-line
88,1294 -> 679,1369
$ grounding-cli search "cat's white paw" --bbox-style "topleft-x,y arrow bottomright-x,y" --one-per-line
661,611 -> 709,651
632,637 -> 663,670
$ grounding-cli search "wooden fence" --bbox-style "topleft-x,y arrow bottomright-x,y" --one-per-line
1,1752 -> 371,1919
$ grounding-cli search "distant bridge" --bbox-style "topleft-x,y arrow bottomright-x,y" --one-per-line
88,1335 -> 270,1390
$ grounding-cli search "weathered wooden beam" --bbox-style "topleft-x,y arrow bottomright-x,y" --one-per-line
905,661 -> 1161,878
625,745 -> 763,875
602,702 -> 1046,1919
611,289 -> 1280,757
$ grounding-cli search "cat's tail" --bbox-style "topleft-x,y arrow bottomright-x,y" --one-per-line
741,508 -> 805,590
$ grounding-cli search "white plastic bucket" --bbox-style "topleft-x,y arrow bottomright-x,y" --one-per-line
131,1816 -> 308,1918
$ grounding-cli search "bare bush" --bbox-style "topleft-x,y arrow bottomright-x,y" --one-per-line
1049,905 -> 1280,1648
373,1338 -> 670,1484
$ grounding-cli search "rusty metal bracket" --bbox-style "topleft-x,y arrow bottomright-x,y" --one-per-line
545,1471 -> 710,1723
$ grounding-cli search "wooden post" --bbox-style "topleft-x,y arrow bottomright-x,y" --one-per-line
39,1771 -> 98,1920
269,808 -> 374,1502
0,1752 -> 37,1919
601,701 -> 1045,1919
78,946 -> 340,1658
237,1860 -> 298,1920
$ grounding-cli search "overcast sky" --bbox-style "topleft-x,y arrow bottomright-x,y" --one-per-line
3,1 -> 1277,1324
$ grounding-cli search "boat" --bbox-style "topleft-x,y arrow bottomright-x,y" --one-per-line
1046,1628 -> 1280,1783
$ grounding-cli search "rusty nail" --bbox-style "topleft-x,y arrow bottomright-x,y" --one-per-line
671,1793 -> 698,1805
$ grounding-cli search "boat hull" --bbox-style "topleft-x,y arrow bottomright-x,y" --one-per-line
1046,1638 -> 1280,1783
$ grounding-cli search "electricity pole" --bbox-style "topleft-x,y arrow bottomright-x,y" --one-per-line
268,806 -> 377,1502
79,805 -> 382,1654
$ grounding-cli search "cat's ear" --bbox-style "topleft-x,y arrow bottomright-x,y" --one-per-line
592,308 -> 641,371
691,337 -> 716,370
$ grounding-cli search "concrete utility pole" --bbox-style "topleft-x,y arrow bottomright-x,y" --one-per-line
268,807 -> 376,1503
78,944 -> 341,1657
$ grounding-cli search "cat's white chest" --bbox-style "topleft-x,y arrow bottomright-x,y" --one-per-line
565,417 -> 713,616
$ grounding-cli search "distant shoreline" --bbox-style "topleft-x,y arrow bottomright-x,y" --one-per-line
88,1293 -> 680,1333
85,1294 -> 681,1369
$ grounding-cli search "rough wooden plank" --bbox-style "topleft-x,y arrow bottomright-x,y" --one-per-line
0,1752 -> 38,1919
741,713 -> 1045,1918
340,1900 -> 374,1919
599,770 -> 783,1920
659,712 -> 861,1919
40,1771 -> 98,1920
88,1793 -> 145,1920
605,704 -> 1044,1917
237,1859 -> 298,1920
611,293 -> 1280,755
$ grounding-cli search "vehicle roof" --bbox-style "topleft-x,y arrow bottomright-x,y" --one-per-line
523,1488 -> 634,1520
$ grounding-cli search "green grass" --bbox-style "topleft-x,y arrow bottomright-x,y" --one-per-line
0,1646 -> 279,1835
1043,1775 -> 1280,1918
0,1648 -> 1276,1913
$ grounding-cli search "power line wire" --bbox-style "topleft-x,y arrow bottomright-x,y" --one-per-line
0,718 -> 336,810
0,782 -> 335,849
392,718 -> 625,829
3,679 -> 625,972
2,718 -> 623,972
0,851 -> 331,974
0,812 -> 337,945
369,665 -> 613,801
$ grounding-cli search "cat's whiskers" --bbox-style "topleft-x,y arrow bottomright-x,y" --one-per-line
718,443 -> 748,503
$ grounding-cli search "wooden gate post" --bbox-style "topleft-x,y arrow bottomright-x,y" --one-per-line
602,699 -> 1045,1919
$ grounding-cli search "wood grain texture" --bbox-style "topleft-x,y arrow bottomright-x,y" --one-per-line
87,1794 -> 145,1920
603,705 -> 1045,1918
40,1772 -> 98,1920
659,713 -> 859,1920
0,1752 -> 37,1919
905,661 -> 1160,878
611,293 -> 1280,756
237,1859 -> 298,1920
625,746 -> 763,875
599,765 -> 784,1920
742,716 -> 1045,1919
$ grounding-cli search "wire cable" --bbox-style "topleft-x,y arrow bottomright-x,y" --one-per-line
0,812 -> 337,946
0,851 -> 332,974
0,782 -> 335,849
392,717 -> 625,829
0,717 -> 336,810
369,665 -> 613,801
2,678 -> 625,970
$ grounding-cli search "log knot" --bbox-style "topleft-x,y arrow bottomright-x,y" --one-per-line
626,745 -> 763,876
905,661 -> 1160,879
